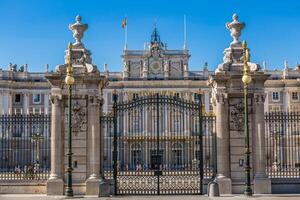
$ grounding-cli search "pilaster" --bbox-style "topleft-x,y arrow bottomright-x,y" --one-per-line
253,93 -> 271,194
215,92 -> 232,194
47,94 -> 64,195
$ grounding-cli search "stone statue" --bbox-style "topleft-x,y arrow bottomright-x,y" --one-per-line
19,65 -> 25,72
69,15 -> 88,47
164,60 -> 169,72
9,63 -> 17,72
216,49 -> 232,72
226,14 -> 245,45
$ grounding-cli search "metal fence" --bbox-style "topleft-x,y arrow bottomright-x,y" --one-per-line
265,112 -> 300,178
0,114 -> 51,180
101,114 -> 216,181
100,93 -> 216,195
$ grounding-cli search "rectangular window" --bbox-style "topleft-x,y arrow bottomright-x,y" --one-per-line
292,92 -> 299,101
272,92 -> 279,101
14,94 -> 21,103
133,93 -> 139,100
32,94 -> 41,104
194,93 -> 200,102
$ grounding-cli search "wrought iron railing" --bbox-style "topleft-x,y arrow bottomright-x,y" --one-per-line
265,112 -> 300,178
0,114 -> 51,180
101,114 -> 216,180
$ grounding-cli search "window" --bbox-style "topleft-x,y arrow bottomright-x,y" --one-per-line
194,93 -> 200,103
272,92 -> 279,101
175,93 -> 180,98
133,93 -> 139,100
32,94 -> 41,104
14,94 -> 21,103
292,92 -> 299,101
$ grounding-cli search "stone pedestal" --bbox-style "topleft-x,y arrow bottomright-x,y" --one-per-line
254,178 -> 271,194
86,178 -> 100,195
46,178 -> 64,195
216,177 -> 232,195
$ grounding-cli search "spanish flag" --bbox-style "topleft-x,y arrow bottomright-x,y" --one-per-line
122,17 -> 127,29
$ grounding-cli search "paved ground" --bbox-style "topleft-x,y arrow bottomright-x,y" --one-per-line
1,195 -> 300,200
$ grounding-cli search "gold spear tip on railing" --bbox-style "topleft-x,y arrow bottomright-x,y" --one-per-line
242,40 -> 247,49
68,42 -> 73,50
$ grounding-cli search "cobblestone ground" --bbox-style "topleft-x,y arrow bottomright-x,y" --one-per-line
1,195 -> 300,200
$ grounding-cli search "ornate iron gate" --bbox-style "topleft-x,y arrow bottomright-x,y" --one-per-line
101,92 -> 216,195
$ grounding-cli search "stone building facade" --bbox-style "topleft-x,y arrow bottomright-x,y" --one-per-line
1,36 -> 300,116
0,14 -> 300,195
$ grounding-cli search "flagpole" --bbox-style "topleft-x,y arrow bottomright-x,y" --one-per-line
124,17 -> 128,50
183,14 -> 187,50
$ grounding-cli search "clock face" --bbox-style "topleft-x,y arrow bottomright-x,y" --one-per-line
150,61 -> 161,74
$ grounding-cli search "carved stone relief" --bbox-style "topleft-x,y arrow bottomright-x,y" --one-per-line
229,98 -> 244,131
65,99 -> 87,136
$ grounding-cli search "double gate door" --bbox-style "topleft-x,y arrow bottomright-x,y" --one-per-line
102,92 -> 215,195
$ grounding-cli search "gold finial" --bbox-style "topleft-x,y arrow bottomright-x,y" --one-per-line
242,40 -> 247,49
242,40 -> 252,85
65,42 -> 74,85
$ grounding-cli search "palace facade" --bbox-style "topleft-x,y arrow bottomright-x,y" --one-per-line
0,27 -> 300,115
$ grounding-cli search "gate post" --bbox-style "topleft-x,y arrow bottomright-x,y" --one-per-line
46,16 -> 107,196
208,14 -> 270,195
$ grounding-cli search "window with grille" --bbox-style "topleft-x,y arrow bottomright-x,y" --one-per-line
292,92 -> 299,101
14,94 -> 21,103
272,92 -> 279,101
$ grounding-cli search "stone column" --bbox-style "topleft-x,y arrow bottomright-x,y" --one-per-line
23,93 -> 29,114
253,93 -> 271,194
47,95 -> 64,195
86,95 -> 101,195
44,93 -> 49,114
215,93 -> 232,194
0,91 -> 3,115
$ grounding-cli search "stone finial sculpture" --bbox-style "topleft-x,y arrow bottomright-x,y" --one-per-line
69,15 -> 88,47
226,14 -> 245,45
45,64 -> 49,72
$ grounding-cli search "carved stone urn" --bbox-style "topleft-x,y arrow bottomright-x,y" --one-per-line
226,14 -> 245,45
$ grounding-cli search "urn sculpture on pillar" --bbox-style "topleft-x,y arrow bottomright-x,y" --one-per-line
69,15 -> 88,48
226,14 -> 245,45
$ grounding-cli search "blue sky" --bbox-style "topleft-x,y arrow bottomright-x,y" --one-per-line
0,0 -> 300,72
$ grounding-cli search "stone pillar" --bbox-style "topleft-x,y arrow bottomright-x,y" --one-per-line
253,93 -> 271,194
86,95 -> 101,195
47,95 -> 64,195
23,93 -> 29,114
46,15 -> 107,196
215,93 -> 232,194
44,93 -> 49,114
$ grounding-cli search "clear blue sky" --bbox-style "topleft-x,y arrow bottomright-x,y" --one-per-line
1,0 -> 300,72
